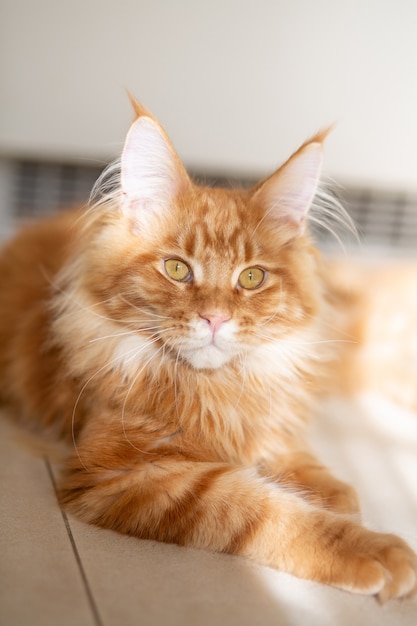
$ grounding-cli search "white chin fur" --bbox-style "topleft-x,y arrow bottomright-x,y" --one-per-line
184,345 -> 233,370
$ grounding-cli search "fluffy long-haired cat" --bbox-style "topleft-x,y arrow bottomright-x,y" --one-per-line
0,99 -> 416,601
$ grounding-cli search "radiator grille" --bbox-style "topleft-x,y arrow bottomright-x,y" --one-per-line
343,187 -> 417,249
14,160 -> 104,217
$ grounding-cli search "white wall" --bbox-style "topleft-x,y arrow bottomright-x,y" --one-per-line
1,0 -> 417,190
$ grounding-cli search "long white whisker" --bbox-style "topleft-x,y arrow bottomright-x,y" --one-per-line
88,325 -> 168,343
259,310 -> 282,326
71,336 -> 164,468
255,332 -> 356,347
233,350 -> 248,412
88,329 -> 142,343
320,318 -> 359,342
256,330 -> 355,345
70,342 -> 147,470
40,266 -> 133,325
173,350 -> 180,421
120,295 -> 171,320
120,344 -> 165,452
44,266 -> 169,328
282,338 -> 357,346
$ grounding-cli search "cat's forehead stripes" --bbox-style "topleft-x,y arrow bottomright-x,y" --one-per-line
178,191 -> 256,266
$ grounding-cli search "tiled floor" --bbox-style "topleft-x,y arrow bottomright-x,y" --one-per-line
1,396 -> 417,626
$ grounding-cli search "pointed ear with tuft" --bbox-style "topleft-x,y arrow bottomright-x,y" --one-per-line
127,92 -> 151,120
253,137 -> 324,238
120,114 -> 191,235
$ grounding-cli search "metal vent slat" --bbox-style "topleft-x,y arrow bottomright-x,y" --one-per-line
14,160 -> 104,218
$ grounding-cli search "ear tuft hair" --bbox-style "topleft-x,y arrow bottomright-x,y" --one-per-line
127,92 -> 152,121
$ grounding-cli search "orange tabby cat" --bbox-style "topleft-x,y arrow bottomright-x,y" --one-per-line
0,100 -> 416,601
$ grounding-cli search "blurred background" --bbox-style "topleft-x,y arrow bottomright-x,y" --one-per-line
1,0 -> 417,248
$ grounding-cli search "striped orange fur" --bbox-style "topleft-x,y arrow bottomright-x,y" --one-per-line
0,102 -> 416,600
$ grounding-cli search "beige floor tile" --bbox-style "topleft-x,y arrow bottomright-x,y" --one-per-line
66,517 -> 295,626
0,418 -> 96,626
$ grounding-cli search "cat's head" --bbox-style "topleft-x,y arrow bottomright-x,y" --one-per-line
85,103 -> 327,371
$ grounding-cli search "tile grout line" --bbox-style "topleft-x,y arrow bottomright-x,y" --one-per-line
45,458 -> 104,626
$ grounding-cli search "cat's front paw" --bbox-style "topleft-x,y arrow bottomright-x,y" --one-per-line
329,529 -> 417,600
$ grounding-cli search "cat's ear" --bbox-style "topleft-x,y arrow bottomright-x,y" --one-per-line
120,112 -> 190,233
253,131 -> 328,237
127,92 -> 150,120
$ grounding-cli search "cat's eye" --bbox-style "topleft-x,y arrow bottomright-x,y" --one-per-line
238,267 -> 266,290
164,258 -> 192,282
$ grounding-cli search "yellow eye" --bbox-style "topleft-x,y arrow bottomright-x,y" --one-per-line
164,258 -> 192,282
238,267 -> 265,290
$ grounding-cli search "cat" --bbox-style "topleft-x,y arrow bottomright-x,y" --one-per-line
0,98 -> 416,601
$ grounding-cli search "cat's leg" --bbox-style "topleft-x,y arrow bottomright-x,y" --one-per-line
260,451 -> 360,516
59,438 -> 416,599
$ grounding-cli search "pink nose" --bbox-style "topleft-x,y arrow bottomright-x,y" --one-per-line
199,312 -> 231,334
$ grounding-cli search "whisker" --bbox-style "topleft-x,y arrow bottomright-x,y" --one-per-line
58,306 -> 130,325
120,344 -> 165,453
255,332 -> 357,347
173,346 -> 182,422
41,267 -> 131,325
282,338 -> 357,347
88,329 -> 142,343
71,335 -> 166,468
259,310 -> 282,326
121,335 -> 161,366
42,267 -> 170,327
88,325 -> 169,343
70,342 -> 146,470
320,318 -> 359,342
233,350 -> 248,412
120,295 -> 171,320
